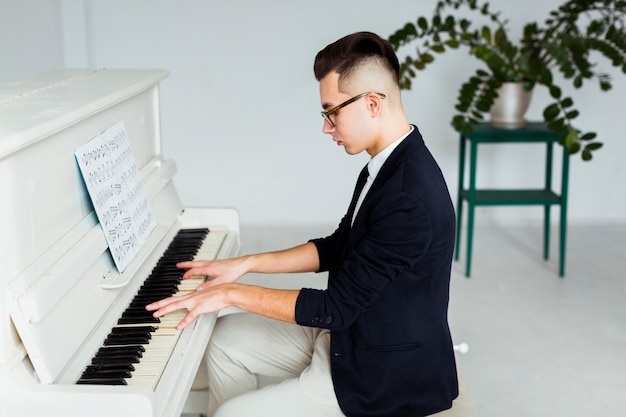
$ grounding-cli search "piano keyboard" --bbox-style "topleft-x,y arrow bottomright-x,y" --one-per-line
76,228 -> 226,389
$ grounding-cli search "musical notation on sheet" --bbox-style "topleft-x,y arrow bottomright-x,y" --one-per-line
75,121 -> 156,272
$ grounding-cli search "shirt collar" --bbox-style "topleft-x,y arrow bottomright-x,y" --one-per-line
367,125 -> 414,179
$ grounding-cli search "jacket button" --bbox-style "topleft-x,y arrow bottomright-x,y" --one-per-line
325,316 -> 333,324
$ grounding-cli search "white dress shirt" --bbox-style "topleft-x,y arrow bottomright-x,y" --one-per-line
351,125 -> 414,225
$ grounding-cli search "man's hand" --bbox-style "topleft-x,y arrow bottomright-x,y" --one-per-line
144,242 -> 319,329
177,257 -> 251,290
145,284 -> 232,330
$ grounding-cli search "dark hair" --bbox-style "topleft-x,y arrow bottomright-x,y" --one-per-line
313,32 -> 400,85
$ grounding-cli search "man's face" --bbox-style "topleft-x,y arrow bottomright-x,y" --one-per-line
319,72 -> 373,156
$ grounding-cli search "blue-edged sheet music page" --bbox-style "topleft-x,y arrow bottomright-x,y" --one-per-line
75,121 -> 156,272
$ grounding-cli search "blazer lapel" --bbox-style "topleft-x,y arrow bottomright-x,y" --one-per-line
346,164 -> 369,222
361,128 -> 420,207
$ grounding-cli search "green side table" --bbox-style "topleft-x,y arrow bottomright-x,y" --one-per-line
454,122 -> 570,277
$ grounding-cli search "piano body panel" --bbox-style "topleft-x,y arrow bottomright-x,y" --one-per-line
1,366 -> 155,417
0,207 -> 237,417
0,310 -> 219,417
0,69 -> 241,416
0,70 -> 169,304
0,71 -> 167,287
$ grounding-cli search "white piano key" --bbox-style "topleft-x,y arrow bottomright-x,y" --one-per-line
195,231 -> 226,260
125,374 -> 160,388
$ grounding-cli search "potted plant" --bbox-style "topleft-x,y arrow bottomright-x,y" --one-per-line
388,0 -> 626,160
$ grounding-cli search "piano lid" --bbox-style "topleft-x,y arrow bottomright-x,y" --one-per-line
0,69 -> 169,160
0,69 -> 182,383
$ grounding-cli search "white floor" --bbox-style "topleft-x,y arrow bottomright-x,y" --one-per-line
236,222 -> 626,417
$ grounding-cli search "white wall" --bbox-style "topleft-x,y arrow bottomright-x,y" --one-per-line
0,0 -> 65,81
2,0 -> 625,229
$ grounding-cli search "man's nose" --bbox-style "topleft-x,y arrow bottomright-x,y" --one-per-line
322,119 -> 335,134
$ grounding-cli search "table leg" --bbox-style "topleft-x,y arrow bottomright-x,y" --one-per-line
559,145 -> 570,277
465,140 -> 478,277
544,142 -> 554,260
455,134 -> 466,262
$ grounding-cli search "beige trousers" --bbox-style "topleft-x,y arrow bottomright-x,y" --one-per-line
206,312 -> 472,417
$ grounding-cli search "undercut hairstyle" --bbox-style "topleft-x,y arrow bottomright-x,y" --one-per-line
313,32 -> 400,88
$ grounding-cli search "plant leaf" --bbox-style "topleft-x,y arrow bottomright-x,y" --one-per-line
543,103 -> 560,121
564,129 -> 579,149
481,25 -> 492,42
417,17 -> 428,31
580,132 -> 597,141
549,85 -> 562,98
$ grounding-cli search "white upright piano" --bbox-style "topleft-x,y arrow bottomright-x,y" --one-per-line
0,69 -> 240,417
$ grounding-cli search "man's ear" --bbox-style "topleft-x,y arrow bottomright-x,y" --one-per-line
367,93 -> 383,118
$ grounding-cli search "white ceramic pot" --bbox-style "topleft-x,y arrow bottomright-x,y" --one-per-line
490,82 -> 533,129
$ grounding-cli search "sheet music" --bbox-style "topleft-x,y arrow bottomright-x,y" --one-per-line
75,121 -> 156,272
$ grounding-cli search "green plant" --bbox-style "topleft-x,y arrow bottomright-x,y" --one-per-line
388,0 -> 626,160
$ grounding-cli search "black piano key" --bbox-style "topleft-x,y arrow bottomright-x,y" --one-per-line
117,317 -> 160,325
81,369 -> 133,379
95,348 -> 143,358
135,288 -> 180,295
109,326 -> 152,333
104,332 -> 152,346
131,292 -> 176,300
139,283 -> 179,291
99,344 -> 145,352
116,316 -> 157,324
118,309 -> 160,317
107,328 -> 152,337
118,308 -> 161,317
151,271 -> 184,278
91,355 -> 141,364
85,362 -> 135,371
109,326 -> 156,334
104,334 -> 151,343
77,378 -> 127,385
103,336 -> 151,346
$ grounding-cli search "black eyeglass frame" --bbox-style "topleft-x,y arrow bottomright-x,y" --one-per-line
321,92 -> 386,127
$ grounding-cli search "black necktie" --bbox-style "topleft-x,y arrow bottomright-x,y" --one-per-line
347,165 -> 369,221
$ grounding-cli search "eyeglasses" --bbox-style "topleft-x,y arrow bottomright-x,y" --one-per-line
321,92 -> 386,127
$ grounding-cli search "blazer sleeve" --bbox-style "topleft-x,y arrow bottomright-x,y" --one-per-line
308,213 -> 348,274
296,189 -> 433,330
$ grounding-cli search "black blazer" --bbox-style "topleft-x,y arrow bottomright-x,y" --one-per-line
295,127 -> 458,416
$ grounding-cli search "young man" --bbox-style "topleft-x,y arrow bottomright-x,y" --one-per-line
147,31 -> 460,417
